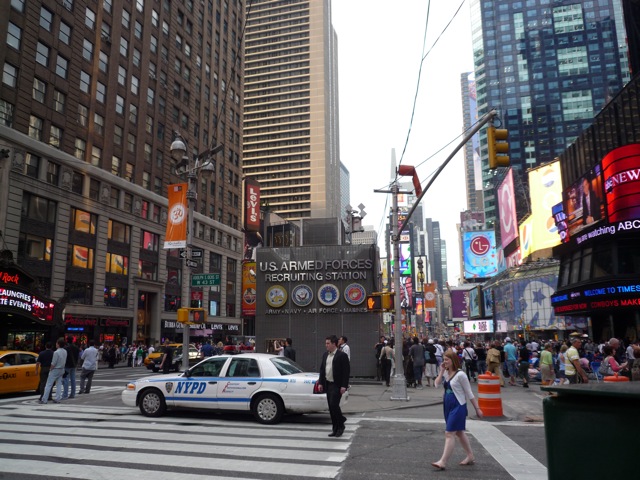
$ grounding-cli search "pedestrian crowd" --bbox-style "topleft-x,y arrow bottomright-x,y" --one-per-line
373,334 -> 640,391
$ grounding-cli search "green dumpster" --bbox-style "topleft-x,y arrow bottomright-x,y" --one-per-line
541,382 -> 640,479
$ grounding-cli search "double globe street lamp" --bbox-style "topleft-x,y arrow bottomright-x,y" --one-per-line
170,133 -> 223,370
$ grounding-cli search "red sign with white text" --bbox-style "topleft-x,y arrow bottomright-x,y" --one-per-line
603,144 -> 640,223
244,178 -> 261,232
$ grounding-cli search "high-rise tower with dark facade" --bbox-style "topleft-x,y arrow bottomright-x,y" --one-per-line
0,0 -> 245,348
470,0 -> 631,226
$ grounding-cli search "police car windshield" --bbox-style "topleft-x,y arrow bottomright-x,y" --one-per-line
270,357 -> 304,375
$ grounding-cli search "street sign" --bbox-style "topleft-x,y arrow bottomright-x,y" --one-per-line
191,248 -> 204,258
186,259 -> 198,268
179,249 -> 187,259
191,273 -> 221,286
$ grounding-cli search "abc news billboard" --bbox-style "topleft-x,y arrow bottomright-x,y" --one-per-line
552,144 -> 640,247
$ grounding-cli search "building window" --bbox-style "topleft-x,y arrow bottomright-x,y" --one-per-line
59,21 -> 71,45
133,48 -> 141,67
29,115 -> 43,140
71,171 -> 84,194
120,36 -> 128,56
138,260 -> 157,280
106,253 -> 129,275
154,177 -> 162,195
114,125 -> 123,145
145,116 -> 153,134
7,22 -> 22,50
22,193 -> 56,223
80,71 -> 90,93
142,171 -> 150,189
71,208 -> 96,234
89,178 -> 100,200
82,39 -> 93,62
90,145 -> 101,166
99,51 -> 108,72
118,65 -> 126,85
129,103 -> 137,123
69,245 -> 94,269
85,7 -> 96,29
74,138 -> 86,160
2,62 -> 18,87
49,125 -> 62,148
47,162 -> 59,185
116,95 -> 124,115
127,133 -> 136,153
110,187 -> 119,208
96,81 -> 106,103
108,220 -> 131,243
78,104 -> 89,126
0,100 -> 14,127
123,193 -> 133,213
125,162 -> 134,182
11,0 -> 25,13
104,287 -> 127,308
18,233 -> 52,262
36,42 -> 49,66
94,113 -> 104,135
32,78 -> 46,103
122,9 -> 130,29
53,90 -> 65,113
111,155 -> 121,176
131,75 -> 139,95
144,143 -> 152,161
24,154 -> 40,178
66,281 -> 93,305
141,231 -> 159,251
134,20 -> 143,39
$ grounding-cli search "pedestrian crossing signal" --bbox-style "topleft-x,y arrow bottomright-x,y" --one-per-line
366,293 -> 394,312
177,307 -> 206,324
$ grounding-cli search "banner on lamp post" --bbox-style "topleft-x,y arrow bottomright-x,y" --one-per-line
424,282 -> 437,311
164,183 -> 188,249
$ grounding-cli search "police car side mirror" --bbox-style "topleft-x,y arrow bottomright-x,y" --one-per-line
183,369 -> 191,378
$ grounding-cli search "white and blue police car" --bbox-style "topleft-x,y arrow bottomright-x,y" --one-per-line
122,353 -> 346,424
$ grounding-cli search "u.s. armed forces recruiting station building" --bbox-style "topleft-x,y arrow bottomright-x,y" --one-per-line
255,245 -> 380,376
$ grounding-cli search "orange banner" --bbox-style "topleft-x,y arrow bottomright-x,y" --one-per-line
164,183 -> 188,249
424,283 -> 437,311
241,262 -> 257,317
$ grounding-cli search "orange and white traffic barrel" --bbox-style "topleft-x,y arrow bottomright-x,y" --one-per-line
477,372 -> 503,417
604,372 -> 629,383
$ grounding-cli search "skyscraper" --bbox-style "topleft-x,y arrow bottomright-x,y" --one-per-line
470,0 -> 631,225
243,0 -> 341,220
0,0 -> 244,346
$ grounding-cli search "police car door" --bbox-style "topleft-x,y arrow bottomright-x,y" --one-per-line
171,357 -> 228,409
217,357 -> 262,411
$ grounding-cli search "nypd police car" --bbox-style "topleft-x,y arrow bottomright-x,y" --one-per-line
122,353 -> 347,424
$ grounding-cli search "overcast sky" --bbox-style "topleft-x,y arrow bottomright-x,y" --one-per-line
332,1 -> 474,286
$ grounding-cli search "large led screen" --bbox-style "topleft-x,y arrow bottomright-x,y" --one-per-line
463,230 -> 498,279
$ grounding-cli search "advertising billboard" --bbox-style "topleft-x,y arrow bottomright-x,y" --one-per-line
562,164 -> 605,240
519,216 -> 534,259
528,161 -> 562,252
483,287 -> 493,317
164,183 -> 188,249
497,169 -> 518,249
241,262 -> 257,317
244,177 -> 261,232
451,287 -> 474,321
603,143 -> 640,223
467,286 -> 482,319
463,320 -> 494,334
463,230 -> 498,279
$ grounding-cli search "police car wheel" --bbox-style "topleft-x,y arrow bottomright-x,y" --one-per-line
139,389 -> 166,417
251,393 -> 284,424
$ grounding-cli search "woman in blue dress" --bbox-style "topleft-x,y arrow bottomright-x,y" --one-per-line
432,349 -> 483,470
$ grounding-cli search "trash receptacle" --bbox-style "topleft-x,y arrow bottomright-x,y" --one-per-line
541,382 -> 640,479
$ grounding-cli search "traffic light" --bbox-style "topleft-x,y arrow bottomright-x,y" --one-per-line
487,125 -> 509,169
366,294 -> 382,311
177,307 -> 207,324
366,293 -> 394,312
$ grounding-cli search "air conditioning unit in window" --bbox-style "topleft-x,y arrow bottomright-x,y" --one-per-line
102,35 -> 112,45
62,0 -> 73,11
150,73 -> 156,80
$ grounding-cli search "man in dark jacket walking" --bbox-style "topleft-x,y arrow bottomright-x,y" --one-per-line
283,338 -> 296,361
317,335 -> 350,438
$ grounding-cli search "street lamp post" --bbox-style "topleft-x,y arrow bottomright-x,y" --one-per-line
417,258 -> 425,337
170,133 -> 222,370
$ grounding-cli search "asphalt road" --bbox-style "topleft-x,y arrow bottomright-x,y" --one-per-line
0,367 -> 548,480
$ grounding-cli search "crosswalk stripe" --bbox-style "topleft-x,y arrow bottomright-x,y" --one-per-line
0,403 -> 355,479
0,459 -> 264,480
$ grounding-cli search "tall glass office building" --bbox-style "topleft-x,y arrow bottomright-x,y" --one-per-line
470,0 -> 631,226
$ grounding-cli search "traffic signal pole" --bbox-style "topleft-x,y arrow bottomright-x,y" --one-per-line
375,108 -> 498,401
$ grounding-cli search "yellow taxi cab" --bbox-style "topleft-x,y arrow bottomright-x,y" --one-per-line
0,350 -> 39,395
143,344 -> 198,368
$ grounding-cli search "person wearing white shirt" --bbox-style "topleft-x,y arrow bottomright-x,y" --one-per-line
40,338 -> 67,404
339,336 -> 351,361
78,340 -> 99,394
